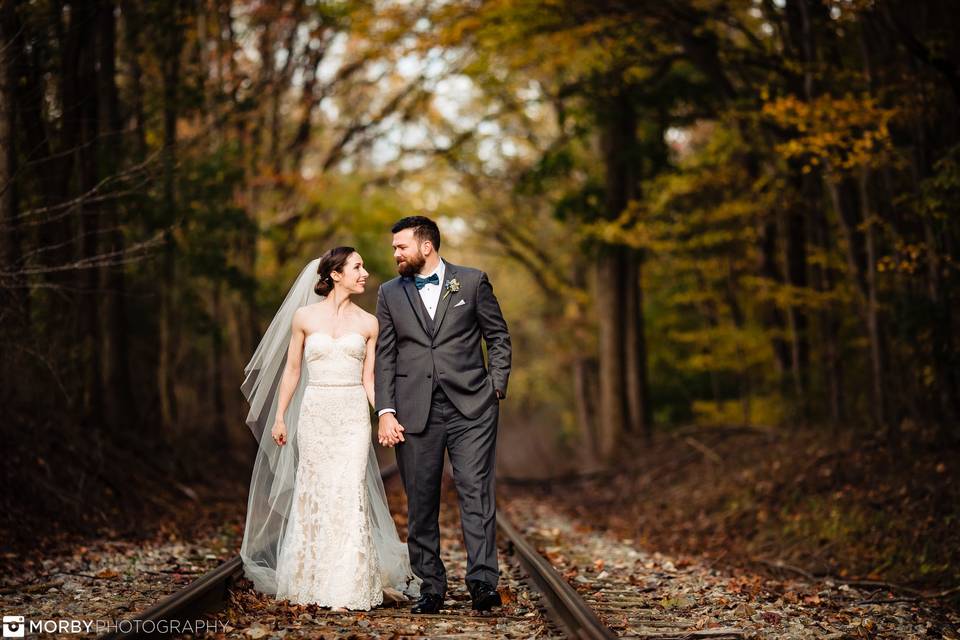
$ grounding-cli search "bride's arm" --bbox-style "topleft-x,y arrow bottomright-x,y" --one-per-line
275,309 -> 306,425
362,318 -> 378,409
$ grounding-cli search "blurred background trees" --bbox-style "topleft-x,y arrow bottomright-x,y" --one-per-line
1,0 -> 958,525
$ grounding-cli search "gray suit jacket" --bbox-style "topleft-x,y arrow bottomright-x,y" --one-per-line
374,259 -> 511,434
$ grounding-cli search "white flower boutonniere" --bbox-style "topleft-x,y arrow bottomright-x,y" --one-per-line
442,277 -> 461,301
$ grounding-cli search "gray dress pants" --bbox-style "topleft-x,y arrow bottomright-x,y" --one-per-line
395,384 -> 500,597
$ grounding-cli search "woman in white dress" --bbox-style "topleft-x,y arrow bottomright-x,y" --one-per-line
239,247 -> 421,610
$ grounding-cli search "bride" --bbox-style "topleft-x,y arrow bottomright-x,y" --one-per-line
239,246 -> 421,610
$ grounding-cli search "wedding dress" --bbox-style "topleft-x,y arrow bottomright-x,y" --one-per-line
239,257 -> 421,609
274,332 -> 383,609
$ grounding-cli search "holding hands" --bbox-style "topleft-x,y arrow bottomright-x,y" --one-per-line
378,413 -> 406,447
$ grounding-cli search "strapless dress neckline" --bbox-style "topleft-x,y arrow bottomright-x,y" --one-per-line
305,331 -> 367,343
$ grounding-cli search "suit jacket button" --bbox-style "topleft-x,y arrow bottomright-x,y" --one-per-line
427,374 -> 432,378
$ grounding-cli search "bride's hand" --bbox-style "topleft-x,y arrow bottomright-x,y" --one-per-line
271,420 -> 287,447
378,413 -> 405,447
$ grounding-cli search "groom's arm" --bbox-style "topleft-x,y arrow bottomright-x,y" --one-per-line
374,285 -> 398,414
475,271 -> 511,398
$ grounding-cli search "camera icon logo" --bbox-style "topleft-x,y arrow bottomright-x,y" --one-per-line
2,616 -> 25,638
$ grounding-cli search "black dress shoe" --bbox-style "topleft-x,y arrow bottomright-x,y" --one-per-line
410,593 -> 444,614
469,582 -> 501,611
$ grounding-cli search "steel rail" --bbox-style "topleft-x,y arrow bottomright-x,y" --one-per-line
101,465 -> 401,639
101,463 -> 617,639
497,513 -> 617,639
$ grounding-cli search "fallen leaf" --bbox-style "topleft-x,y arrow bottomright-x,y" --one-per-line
243,622 -> 271,639
761,611 -> 782,624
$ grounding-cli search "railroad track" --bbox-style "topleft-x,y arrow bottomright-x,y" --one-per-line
496,514 -> 612,639
102,464 -> 616,639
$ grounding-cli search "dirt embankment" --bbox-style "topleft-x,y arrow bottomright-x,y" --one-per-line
505,424 -> 960,604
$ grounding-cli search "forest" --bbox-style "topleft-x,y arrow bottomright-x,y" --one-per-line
1,0 -> 958,602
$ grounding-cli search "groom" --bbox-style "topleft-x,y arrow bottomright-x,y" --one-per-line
374,216 -> 511,614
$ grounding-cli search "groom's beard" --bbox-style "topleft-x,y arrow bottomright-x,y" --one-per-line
396,251 -> 426,278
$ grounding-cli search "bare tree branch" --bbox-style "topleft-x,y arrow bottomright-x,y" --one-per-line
0,231 -> 166,280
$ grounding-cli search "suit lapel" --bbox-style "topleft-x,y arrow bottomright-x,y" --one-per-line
432,261 -> 458,337
401,276 -> 433,336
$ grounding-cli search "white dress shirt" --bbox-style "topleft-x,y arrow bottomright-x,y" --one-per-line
378,258 -> 445,418
417,259 -> 445,320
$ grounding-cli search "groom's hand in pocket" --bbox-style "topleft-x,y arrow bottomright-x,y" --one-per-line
377,412 -> 405,447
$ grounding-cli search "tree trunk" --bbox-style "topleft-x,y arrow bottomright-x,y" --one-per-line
566,259 -> 600,459
783,174 -> 811,422
857,168 -> 891,437
758,214 -> 791,378
810,194 -> 844,430
824,174 -> 887,431
158,7 -> 184,433
77,0 -> 105,429
120,0 -> 147,159
211,280 -> 227,443
572,356 -> 598,459
623,249 -> 653,438
782,0 -> 830,424
824,176 -> 869,296
0,0 -> 27,318
594,249 -> 626,459
289,40 -> 328,172
97,0 -> 138,430
594,88 -> 640,458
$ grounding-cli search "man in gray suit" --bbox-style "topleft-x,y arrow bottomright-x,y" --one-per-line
374,216 -> 511,614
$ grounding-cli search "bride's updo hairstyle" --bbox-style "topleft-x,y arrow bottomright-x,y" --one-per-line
315,246 -> 357,296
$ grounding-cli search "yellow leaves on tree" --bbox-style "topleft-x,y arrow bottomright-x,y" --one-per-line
761,93 -> 898,175
877,240 -> 929,276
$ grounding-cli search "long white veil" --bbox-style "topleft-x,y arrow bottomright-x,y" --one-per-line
239,257 -> 421,599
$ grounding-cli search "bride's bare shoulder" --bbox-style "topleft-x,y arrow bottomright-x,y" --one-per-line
293,302 -> 322,325
354,306 -> 378,335
298,301 -> 325,316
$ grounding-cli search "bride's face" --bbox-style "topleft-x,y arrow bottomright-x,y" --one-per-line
335,252 -> 369,294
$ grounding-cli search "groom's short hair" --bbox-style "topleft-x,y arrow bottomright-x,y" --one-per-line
392,216 -> 441,251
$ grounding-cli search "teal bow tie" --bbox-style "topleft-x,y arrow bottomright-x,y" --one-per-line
414,273 -> 439,290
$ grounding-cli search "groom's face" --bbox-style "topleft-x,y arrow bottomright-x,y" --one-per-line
392,229 -> 428,278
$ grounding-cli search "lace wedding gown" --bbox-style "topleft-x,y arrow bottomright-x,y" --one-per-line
274,331 -> 384,610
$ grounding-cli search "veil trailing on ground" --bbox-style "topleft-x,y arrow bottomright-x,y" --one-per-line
239,258 -> 421,599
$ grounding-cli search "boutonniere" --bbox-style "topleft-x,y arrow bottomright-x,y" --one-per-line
442,277 -> 461,301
